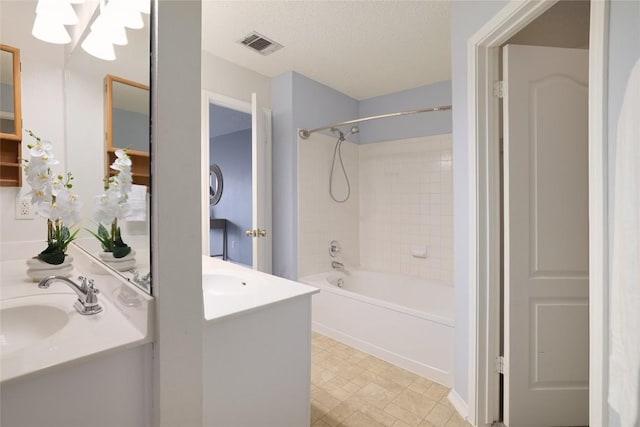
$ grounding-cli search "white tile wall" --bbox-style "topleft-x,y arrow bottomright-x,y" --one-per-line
359,134 -> 453,285
297,133 -> 453,285
298,133 -> 360,277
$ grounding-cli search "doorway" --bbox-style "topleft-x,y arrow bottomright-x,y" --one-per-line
201,91 -> 273,273
467,1 -> 608,426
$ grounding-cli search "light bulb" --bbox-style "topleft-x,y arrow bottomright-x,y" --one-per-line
36,0 -> 78,26
107,0 -> 144,29
91,11 -> 128,46
32,13 -> 71,44
81,30 -> 116,61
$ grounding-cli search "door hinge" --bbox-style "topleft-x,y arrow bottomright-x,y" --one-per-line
494,80 -> 505,98
495,355 -> 505,374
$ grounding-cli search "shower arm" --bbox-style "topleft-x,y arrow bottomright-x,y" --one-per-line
298,105 -> 452,139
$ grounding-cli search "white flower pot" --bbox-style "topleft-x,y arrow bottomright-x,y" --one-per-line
98,250 -> 136,272
26,255 -> 74,282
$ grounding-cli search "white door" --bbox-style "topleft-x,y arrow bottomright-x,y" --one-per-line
251,93 -> 272,273
503,44 -> 589,426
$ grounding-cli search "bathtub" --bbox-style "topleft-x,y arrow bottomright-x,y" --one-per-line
301,269 -> 454,386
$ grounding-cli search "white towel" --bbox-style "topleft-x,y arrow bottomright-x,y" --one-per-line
126,184 -> 148,222
609,58 -> 640,427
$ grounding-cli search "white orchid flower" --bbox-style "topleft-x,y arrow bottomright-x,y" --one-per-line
28,139 -> 53,157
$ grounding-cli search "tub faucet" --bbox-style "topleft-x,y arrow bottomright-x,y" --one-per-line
38,275 -> 103,315
331,261 -> 345,271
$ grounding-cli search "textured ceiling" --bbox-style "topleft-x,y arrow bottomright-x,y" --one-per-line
201,1 -> 451,100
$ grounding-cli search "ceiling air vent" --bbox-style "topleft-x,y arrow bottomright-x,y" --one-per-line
238,32 -> 283,56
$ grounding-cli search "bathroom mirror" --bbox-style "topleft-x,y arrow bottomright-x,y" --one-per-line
64,12 -> 152,294
209,163 -> 223,205
105,74 -> 150,187
0,44 -> 23,187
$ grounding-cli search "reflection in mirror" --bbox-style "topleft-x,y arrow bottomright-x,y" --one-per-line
0,44 -> 23,187
106,75 -> 150,187
64,13 -> 151,294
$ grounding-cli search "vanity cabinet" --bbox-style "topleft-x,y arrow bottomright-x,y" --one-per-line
105,74 -> 150,187
0,44 -> 22,187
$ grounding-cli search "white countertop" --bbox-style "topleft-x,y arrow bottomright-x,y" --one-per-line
0,244 -> 153,384
202,256 -> 319,323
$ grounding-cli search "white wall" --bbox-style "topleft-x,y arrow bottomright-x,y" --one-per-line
153,1 -> 203,426
0,1 -> 66,245
359,134 -> 453,284
298,133 -> 359,277
201,51 -> 271,108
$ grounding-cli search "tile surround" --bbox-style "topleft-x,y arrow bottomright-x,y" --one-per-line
298,133 -> 453,285
311,332 -> 469,427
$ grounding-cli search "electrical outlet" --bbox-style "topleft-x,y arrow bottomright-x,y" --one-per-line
15,196 -> 35,220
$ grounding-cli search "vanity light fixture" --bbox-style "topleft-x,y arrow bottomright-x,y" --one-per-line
32,0 -> 149,61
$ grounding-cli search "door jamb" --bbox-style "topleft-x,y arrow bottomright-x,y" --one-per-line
466,1 -> 609,426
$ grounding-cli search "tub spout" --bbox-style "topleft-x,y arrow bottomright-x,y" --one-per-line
331,261 -> 345,271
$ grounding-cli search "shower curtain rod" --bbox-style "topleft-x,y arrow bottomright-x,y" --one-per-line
298,105 -> 452,139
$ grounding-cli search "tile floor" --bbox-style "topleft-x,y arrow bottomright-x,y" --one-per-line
311,332 -> 472,427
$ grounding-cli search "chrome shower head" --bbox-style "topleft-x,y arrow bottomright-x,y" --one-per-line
348,126 -> 359,135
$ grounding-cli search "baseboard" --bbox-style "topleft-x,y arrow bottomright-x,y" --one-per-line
447,389 -> 469,420
313,321 -> 452,387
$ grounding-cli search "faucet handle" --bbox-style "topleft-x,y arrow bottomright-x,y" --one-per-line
86,278 -> 99,294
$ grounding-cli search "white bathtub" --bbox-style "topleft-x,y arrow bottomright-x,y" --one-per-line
301,269 -> 454,386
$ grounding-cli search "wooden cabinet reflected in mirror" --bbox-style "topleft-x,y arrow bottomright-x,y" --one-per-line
0,44 -> 22,186
105,74 -> 150,187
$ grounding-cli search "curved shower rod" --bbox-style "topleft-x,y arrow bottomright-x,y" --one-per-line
298,105 -> 452,139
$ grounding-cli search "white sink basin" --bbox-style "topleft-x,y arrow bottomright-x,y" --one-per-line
1,300 -> 70,356
203,273 -> 257,296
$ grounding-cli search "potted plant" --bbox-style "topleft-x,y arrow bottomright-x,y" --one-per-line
22,130 -> 82,280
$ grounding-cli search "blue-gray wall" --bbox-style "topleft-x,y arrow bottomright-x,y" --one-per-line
607,2 -> 639,425
113,108 -> 149,152
271,71 -> 359,279
450,0 -> 509,404
210,128 -> 252,266
358,81 -> 452,143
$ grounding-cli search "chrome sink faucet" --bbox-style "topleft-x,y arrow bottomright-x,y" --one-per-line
38,275 -> 103,315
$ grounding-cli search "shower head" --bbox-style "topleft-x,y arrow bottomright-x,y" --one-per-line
348,126 -> 359,135
331,127 -> 345,141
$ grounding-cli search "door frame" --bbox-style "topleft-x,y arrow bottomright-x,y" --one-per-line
200,90 -> 273,272
465,1 -> 609,426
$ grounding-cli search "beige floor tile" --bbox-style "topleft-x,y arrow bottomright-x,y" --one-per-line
371,375 -> 408,395
423,403 -> 454,427
312,400 -> 332,423
392,389 -> 437,419
407,381 -> 430,394
339,410 -> 387,427
355,382 -> 398,409
380,366 -> 419,387
423,383 -> 449,402
313,418 -> 334,427
384,403 -> 424,426
315,388 -> 343,410
311,334 -> 469,427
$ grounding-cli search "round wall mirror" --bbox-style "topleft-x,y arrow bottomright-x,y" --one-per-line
209,163 -> 223,205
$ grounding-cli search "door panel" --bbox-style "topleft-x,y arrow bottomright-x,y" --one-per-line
503,44 -> 589,427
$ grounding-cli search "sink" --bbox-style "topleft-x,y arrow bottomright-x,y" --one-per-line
203,274 -> 253,296
0,302 -> 70,356
202,273 -> 267,320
